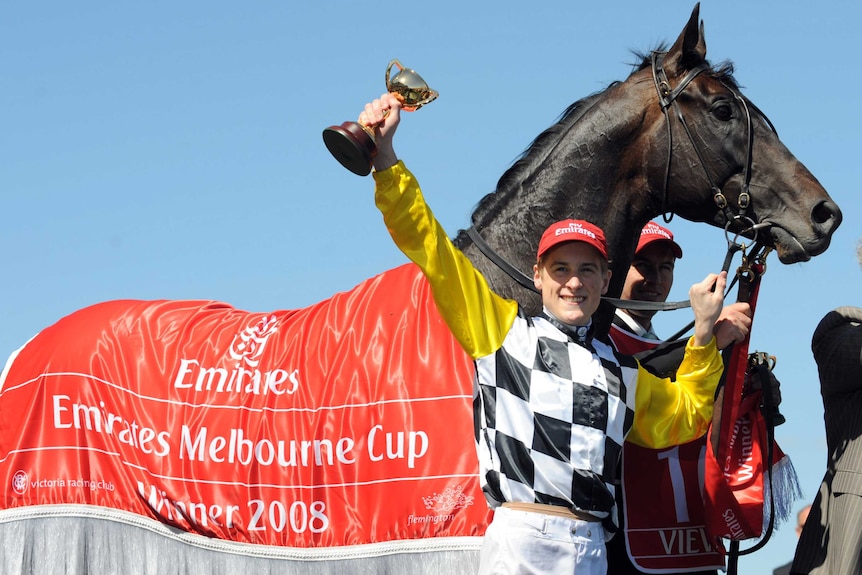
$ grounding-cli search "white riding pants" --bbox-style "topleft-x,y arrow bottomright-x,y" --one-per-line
477,505 -> 609,574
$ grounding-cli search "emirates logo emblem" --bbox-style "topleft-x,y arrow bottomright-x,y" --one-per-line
228,315 -> 280,368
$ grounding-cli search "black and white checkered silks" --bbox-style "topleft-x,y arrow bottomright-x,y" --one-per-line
473,311 -> 638,524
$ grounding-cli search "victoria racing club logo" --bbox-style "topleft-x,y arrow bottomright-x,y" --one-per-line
228,315 -> 280,368
12,470 -> 28,495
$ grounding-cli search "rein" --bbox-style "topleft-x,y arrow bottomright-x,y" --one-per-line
467,227 -> 538,294
466,227 -> 691,311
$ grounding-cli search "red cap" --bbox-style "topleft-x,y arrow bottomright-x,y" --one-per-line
537,220 -> 608,261
636,221 -> 683,258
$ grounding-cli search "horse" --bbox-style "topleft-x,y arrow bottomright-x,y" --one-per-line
0,5 -> 841,575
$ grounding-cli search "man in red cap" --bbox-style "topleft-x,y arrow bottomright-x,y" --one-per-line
611,221 -> 685,346
607,222 -> 752,575
361,93 -> 732,575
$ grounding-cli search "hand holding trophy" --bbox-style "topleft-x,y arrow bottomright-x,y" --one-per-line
323,60 -> 438,176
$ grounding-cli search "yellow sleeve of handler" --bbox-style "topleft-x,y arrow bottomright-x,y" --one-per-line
373,161 -> 518,359
628,338 -> 723,448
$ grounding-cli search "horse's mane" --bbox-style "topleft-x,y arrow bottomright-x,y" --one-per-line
468,47 -> 740,228
629,45 -> 738,86
491,90 -> 612,200
459,90 -> 611,232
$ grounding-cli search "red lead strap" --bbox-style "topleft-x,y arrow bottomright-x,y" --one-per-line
703,258 -> 767,571
715,259 -> 765,468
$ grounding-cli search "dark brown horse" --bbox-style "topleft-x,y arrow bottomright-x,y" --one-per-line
457,3 -> 840,335
0,5 -> 841,575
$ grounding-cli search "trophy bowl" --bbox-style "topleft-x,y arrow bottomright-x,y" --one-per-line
323,60 -> 438,176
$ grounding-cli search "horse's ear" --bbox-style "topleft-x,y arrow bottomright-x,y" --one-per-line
665,3 -> 707,76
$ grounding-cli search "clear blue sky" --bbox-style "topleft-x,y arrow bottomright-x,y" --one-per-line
3,1 -> 860,571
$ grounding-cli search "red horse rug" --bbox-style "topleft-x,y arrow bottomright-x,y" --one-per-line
0,263 -> 491,556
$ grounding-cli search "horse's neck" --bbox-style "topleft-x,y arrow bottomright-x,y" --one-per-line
458,84 -> 657,334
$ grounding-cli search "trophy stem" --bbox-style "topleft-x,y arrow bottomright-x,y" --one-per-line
322,122 -> 377,176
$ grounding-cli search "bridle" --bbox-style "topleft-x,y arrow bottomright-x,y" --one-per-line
467,53 -> 777,311
650,50 -> 776,244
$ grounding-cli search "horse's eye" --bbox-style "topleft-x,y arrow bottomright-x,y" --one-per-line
712,102 -> 733,121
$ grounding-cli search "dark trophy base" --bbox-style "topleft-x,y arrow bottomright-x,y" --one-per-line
322,122 -> 377,176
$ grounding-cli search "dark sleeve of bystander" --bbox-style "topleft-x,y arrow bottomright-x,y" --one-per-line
630,339 -> 688,379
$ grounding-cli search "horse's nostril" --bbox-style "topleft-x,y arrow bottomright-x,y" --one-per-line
812,200 -> 843,229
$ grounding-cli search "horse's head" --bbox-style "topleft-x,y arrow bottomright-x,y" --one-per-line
639,3 -> 842,263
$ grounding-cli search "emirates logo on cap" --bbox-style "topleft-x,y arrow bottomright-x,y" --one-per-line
537,219 -> 608,260
636,221 -> 683,258
556,222 -> 598,240
642,222 -> 672,241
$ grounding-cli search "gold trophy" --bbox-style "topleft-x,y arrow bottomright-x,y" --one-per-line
323,60 -> 438,176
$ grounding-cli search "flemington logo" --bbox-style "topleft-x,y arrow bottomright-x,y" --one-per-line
173,314 -> 301,396
407,485 -> 474,527
421,485 -> 474,513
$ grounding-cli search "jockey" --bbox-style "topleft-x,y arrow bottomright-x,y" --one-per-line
362,92 -> 735,575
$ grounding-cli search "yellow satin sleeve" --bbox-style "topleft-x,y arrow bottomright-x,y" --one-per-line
628,338 -> 723,448
374,161 -> 721,447
374,161 -> 519,359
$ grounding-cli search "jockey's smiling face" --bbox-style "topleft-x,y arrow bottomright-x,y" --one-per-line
533,242 -> 611,327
